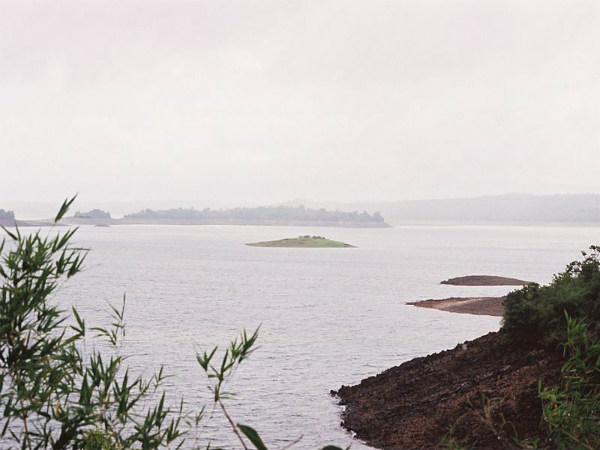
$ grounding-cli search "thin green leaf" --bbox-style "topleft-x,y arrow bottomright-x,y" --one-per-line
238,424 -> 268,450
55,194 -> 77,223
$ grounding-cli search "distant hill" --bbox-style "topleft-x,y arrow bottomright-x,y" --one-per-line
285,194 -> 600,225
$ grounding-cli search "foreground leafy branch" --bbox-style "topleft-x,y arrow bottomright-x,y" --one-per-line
539,313 -> 600,450
0,197 -> 345,450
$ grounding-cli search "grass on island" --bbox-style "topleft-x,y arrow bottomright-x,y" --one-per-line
246,235 -> 355,248
440,275 -> 532,286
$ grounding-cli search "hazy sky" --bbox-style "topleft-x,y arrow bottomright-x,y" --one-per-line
1,0 -> 599,206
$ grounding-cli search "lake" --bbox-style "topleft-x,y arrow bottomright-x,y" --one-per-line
54,224 -> 599,449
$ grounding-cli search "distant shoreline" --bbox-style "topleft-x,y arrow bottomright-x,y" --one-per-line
58,219 -> 389,228
0,219 -> 60,228
1,218 -> 389,229
115,219 -> 388,228
2,204 -> 390,228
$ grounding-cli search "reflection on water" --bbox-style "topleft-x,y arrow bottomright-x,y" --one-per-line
56,224 -> 599,449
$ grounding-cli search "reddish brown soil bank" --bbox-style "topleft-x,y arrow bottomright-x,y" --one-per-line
440,275 -> 532,286
334,331 -> 563,450
408,296 -> 505,316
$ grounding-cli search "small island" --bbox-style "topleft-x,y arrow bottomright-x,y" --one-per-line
246,235 -> 355,248
440,275 -> 532,286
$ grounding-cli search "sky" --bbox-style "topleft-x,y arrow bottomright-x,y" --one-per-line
1,0 -> 599,208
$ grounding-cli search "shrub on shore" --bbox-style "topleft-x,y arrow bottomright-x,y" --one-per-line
502,245 -> 600,340
500,246 -> 600,449
539,313 -> 600,450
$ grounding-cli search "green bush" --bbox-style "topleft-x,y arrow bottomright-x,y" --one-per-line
502,247 -> 600,446
539,313 -> 600,450
502,246 -> 600,339
81,429 -> 118,450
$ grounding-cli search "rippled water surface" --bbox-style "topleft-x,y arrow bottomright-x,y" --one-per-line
55,224 -> 599,449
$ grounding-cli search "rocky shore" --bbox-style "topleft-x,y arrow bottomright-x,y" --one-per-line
408,296 -> 505,316
334,331 -> 562,449
334,276 -> 564,449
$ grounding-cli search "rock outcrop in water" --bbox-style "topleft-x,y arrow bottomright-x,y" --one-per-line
408,296 -> 505,316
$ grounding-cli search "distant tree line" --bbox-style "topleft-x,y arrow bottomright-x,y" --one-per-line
122,205 -> 386,225
74,209 -> 111,219
0,209 -> 15,220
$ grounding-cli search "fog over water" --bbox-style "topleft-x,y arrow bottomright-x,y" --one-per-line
1,0 -> 599,207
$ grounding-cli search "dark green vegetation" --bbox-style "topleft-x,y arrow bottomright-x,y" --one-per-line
120,205 -> 387,227
246,235 -> 355,248
503,246 -> 600,340
501,246 -> 600,450
0,197 -> 343,450
537,314 -> 600,450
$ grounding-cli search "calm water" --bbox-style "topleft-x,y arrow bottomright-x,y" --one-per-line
54,224 -> 598,449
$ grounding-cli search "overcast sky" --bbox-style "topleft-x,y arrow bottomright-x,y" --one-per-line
1,0 -> 599,207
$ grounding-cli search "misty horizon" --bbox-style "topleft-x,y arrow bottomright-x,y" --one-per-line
2,0 -> 599,205
4,191 -> 600,222
2,2 -> 600,448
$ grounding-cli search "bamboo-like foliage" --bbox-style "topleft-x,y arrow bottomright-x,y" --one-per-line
0,197 -> 344,450
0,197 -> 187,449
539,313 -> 600,450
